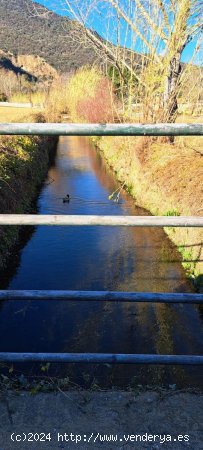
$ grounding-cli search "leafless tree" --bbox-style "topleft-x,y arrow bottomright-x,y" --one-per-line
52,0 -> 203,123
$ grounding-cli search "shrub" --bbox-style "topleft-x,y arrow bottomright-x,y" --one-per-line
44,78 -> 69,122
67,67 -> 115,123
0,92 -> 7,101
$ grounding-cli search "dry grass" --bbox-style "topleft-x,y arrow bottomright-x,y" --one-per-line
43,78 -> 69,122
10,91 -> 46,106
97,125 -> 203,280
175,113 -> 203,155
0,106 -> 42,123
62,65 -> 203,279
177,113 -> 203,124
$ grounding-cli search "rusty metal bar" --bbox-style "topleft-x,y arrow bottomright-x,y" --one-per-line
0,352 -> 202,364
0,214 -> 202,227
0,290 -> 203,304
0,123 -> 203,136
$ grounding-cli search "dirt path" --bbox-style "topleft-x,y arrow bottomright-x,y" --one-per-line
0,390 -> 202,449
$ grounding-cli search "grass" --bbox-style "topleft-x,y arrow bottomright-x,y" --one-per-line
0,106 -> 42,123
10,92 -> 46,106
0,132 -> 57,271
164,209 -> 180,216
91,118 -> 203,284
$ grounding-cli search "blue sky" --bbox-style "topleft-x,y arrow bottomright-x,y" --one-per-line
35,0 -> 201,64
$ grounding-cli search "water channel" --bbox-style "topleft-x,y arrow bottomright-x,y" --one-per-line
0,136 -> 202,388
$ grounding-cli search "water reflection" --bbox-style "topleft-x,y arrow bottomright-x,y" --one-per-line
0,136 -> 202,388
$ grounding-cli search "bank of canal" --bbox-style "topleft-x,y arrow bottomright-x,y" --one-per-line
0,136 -> 202,389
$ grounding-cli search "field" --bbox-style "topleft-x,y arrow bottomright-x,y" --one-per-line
0,106 -> 42,122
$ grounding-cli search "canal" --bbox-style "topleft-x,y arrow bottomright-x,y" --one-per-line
0,136 -> 202,388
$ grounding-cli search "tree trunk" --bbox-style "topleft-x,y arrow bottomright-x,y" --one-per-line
164,51 -> 182,142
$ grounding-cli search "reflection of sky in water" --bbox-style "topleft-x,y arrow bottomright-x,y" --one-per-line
0,136 -> 202,388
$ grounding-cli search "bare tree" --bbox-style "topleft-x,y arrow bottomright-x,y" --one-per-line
52,0 -> 202,124
0,70 -> 20,100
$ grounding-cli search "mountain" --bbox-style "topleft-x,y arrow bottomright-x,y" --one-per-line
0,0 -> 98,73
0,49 -> 57,82
0,50 -> 37,82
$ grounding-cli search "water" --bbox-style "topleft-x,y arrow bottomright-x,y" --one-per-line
0,136 -> 202,388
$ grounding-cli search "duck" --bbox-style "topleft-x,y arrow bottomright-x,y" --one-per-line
63,194 -> 70,203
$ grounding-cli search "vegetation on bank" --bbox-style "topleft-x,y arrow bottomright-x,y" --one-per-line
0,114 -> 57,271
65,66 -> 203,290
96,134 -> 203,290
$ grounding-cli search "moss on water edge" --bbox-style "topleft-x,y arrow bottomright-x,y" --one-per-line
0,135 -> 57,271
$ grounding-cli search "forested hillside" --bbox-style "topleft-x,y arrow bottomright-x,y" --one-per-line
0,0 -> 98,72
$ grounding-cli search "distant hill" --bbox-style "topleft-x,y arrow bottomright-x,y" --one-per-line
0,50 -> 37,82
0,50 -> 57,82
0,0 -> 99,73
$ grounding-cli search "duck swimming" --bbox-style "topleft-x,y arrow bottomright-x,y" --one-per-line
63,194 -> 70,203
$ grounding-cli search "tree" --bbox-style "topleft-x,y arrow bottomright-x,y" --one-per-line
55,0 -> 203,124
0,69 -> 19,100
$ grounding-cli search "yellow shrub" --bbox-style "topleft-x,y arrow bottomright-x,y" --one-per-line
67,66 -> 114,123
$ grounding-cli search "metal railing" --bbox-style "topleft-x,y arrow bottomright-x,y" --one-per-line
0,214 -> 203,227
0,122 -> 203,136
0,123 -> 203,366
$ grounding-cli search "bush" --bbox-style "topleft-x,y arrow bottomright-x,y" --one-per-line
67,67 -> 115,123
0,92 -> 7,101
44,78 -> 69,122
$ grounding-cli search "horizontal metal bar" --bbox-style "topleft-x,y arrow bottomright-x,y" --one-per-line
0,215 -> 202,227
0,290 -> 203,304
0,123 -> 203,136
0,353 -> 202,364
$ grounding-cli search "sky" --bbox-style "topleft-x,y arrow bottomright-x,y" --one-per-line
35,0 -> 202,64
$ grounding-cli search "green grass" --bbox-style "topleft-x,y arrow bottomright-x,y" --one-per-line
164,209 -> 180,216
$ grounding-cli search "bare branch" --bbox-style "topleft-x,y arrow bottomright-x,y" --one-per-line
155,0 -> 171,32
136,0 -> 168,42
104,0 -> 162,62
